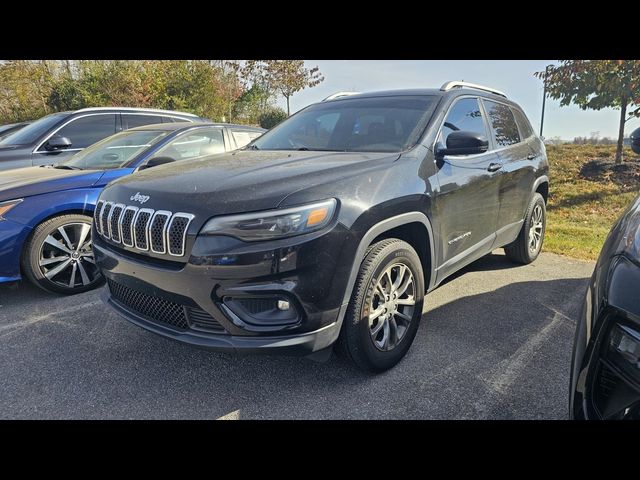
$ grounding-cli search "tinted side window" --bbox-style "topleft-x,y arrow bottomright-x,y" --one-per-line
511,107 -> 535,139
483,100 -> 521,147
160,116 -> 189,123
439,98 -> 488,145
152,128 -> 225,160
124,114 -> 163,129
231,130 -> 263,148
55,114 -> 117,149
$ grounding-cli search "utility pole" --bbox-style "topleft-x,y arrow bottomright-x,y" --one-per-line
540,65 -> 550,138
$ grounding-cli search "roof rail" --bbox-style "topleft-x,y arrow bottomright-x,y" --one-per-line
322,91 -> 360,101
440,81 -> 507,98
75,106 -> 199,117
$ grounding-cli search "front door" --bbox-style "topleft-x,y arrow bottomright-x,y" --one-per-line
432,97 -> 501,283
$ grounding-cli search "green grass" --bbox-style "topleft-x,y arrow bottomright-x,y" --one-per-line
544,144 -> 639,260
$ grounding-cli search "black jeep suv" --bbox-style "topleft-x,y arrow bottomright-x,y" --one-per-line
93,82 -> 549,372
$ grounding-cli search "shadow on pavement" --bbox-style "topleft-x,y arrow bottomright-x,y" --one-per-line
0,252 -> 591,419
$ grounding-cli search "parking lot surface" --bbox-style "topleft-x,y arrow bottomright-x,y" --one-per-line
0,251 -> 594,419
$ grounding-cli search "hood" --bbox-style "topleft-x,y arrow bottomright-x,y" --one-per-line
0,166 -> 104,202
100,150 -> 399,217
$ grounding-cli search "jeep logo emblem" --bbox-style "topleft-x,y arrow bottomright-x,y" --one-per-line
130,192 -> 150,204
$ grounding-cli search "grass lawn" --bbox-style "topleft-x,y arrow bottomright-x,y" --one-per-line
544,144 -> 640,261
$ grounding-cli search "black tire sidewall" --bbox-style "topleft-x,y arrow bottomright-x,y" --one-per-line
22,214 -> 104,294
353,244 -> 424,371
523,194 -> 546,262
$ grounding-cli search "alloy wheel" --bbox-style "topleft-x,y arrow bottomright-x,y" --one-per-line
529,204 -> 544,253
38,222 -> 100,289
368,263 -> 416,352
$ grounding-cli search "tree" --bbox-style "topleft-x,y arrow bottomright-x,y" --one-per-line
245,60 -> 324,116
259,107 -> 287,129
536,61 -> 640,163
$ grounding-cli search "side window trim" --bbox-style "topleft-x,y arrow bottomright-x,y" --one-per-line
121,113 -> 195,129
480,97 -> 523,150
33,113 -> 115,154
433,95 -> 495,153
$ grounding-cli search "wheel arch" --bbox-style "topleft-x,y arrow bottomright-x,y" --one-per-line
532,175 -> 549,204
335,212 -> 436,328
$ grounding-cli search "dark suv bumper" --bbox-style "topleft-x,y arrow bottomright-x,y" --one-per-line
94,228 -> 351,356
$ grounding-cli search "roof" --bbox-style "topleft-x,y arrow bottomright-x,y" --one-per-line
127,122 -> 265,132
74,106 -> 199,117
321,87 -> 510,102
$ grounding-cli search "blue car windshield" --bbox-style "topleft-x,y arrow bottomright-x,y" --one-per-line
61,129 -> 169,170
0,112 -> 69,146
250,95 -> 438,153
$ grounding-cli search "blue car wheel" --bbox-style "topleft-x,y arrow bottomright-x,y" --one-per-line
21,213 -> 104,294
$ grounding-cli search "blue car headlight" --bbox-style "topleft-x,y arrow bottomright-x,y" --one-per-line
0,199 -> 22,221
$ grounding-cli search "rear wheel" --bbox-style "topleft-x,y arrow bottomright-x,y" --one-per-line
337,238 -> 425,372
21,214 -> 103,294
504,192 -> 546,264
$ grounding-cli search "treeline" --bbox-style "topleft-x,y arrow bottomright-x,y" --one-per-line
0,60 -> 324,128
572,136 -> 617,145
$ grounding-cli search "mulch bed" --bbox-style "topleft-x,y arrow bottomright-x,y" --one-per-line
580,158 -> 640,188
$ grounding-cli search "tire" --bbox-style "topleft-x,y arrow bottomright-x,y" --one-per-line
337,238 -> 425,372
21,214 -> 104,294
504,193 -> 546,265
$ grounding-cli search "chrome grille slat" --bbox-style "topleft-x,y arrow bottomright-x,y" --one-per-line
119,206 -> 138,247
97,202 -> 193,258
108,204 -> 125,243
167,213 -> 195,257
100,202 -> 113,238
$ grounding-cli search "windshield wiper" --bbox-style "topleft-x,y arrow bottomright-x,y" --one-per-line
52,164 -> 81,170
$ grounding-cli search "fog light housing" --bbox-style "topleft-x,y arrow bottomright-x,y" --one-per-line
609,323 -> 640,377
223,296 -> 300,326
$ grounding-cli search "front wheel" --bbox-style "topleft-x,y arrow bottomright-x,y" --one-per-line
21,214 -> 104,294
504,192 -> 546,264
337,238 -> 425,372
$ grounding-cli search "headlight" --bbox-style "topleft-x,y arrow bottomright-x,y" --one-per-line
618,209 -> 640,258
200,199 -> 337,241
0,199 -> 22,221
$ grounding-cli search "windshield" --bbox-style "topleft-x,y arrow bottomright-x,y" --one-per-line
0,113 -> 69,146
251,95 -> 438,153
61,129 -> 169,170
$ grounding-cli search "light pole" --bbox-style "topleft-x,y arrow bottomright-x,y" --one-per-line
540,64 -> 551,138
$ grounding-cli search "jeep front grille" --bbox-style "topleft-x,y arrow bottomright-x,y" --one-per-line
96,201 -> 194,257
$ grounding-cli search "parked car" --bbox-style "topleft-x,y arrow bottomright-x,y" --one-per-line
0,107 -> 207,171
0,122 -> 264,294
0,121 -> 30,141
570,128 -> 640,419
93,82 -> 549,372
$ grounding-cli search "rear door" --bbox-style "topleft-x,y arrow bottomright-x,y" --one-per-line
481,99 -> 537,247
433,96 -> 502,282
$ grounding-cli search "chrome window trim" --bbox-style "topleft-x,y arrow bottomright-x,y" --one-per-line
133,208 -> 154,251
167,213 -> 195,257
119,206 -> 139,247
33,113 -> 117,154
148,210 -> 172,254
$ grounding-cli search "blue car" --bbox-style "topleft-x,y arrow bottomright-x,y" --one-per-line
0,122 -> 264,294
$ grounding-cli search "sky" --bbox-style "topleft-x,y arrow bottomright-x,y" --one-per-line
275,60 -> 640,141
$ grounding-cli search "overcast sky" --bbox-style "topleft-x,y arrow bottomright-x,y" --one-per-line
275,60 -> 640,140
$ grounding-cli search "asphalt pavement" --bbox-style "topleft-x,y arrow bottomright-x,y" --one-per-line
0,251 -> 594,419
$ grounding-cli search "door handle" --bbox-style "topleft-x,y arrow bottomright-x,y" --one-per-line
527,153 -> 537,160
487,162 -> 503,172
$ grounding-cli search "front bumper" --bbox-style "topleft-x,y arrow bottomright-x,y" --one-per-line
571,255 -> 640,419
94,226 -> 351,355
0,218 -> 31,282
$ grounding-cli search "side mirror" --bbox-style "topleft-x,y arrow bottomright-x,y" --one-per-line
139,156 -> 175,170
631,127 -> 640,155
45,136 -> 72,151
437,131 -> 489,156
